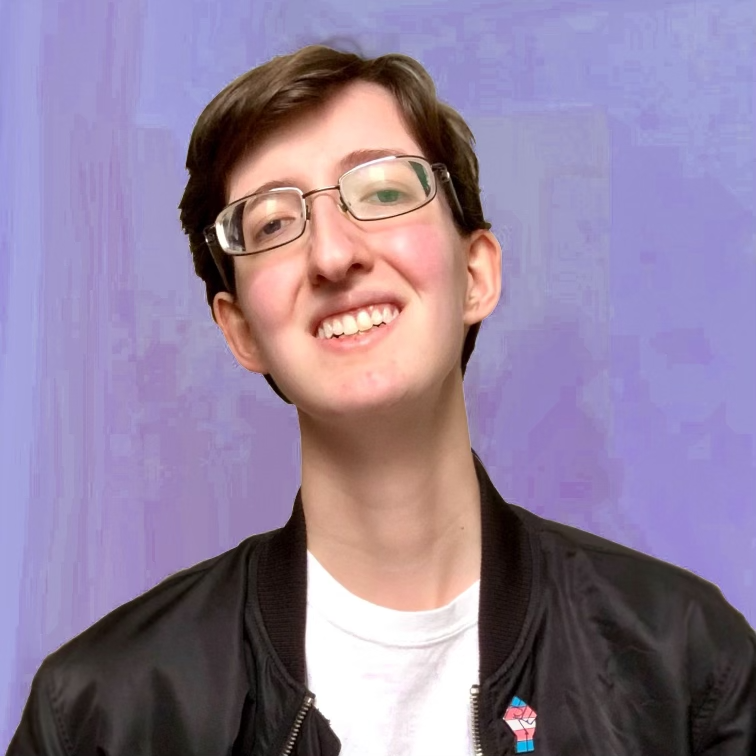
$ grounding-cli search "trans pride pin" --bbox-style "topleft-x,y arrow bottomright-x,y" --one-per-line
503,696 -> 537,753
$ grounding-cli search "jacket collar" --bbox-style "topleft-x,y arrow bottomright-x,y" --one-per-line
256,450 -> 534,687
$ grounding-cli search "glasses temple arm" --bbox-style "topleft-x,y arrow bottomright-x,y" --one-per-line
204,227 -> 235,295
437,170 -> 465,226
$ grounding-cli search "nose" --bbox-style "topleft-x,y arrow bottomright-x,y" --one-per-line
304,191 -> 373,285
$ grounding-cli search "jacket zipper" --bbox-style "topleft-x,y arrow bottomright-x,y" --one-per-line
281,689 -> 481,754
470,684 -> 484,756
279,694 -> 315,756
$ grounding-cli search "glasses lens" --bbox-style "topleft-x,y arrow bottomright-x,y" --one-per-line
219,190 -> 304,254
341,158 -> 435,220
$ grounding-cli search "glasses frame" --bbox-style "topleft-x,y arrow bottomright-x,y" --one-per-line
203,155 -> 465,292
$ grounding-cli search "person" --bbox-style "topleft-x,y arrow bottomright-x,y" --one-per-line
8,44 -> 756,756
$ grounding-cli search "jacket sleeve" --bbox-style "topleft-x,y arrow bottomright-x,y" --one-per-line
6,664 -> 69,756
693,619 -> 756,756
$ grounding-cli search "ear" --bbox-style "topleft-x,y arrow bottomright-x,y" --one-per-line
212,291 -> 271,375
463,229 -> 502,326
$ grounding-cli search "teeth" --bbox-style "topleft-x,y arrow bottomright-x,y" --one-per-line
356,311 -> 373,331
342,314 -> 358,335
317,304 -> 400,339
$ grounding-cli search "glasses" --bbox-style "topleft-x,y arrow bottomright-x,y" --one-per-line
204,155 -> 463,260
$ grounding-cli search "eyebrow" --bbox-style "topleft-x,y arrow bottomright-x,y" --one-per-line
247,148 -> 411,196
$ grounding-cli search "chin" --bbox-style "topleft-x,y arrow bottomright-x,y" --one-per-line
295,377 -> 417,420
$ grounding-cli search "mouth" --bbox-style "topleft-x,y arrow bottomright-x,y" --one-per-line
314,303 -> 403,351
314,302 -> 401,341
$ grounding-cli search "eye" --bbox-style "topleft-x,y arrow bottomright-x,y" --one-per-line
239,191 -> 303,249
372,189 -> 403,203
360,185 -> 411,205
250,214 -> 296,243
260,218 -> 286,237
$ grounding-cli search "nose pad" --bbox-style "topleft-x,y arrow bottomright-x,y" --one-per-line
304,191 -> 349,221
305,196 -> 351,226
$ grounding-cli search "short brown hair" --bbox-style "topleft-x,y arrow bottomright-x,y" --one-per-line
179,44 -> 491,404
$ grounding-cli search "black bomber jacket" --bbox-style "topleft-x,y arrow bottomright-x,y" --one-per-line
8,453 -> 756,755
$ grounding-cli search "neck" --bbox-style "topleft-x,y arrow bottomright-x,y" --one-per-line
297,375 -> 481,611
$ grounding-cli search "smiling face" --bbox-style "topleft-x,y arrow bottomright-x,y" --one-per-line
213,81 -> 500,422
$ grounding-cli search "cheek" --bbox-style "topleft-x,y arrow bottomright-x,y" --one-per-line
234,256 -> 299,335
385,222 -> 464,301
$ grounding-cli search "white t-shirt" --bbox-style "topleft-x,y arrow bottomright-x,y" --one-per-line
305,550 -> 480,756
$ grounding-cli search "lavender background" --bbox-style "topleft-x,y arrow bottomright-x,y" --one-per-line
1,0 -> 754,747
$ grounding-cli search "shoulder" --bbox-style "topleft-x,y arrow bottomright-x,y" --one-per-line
513,503 -> 748,631
512,504 -> 756,746
10,531 -> 278,755
38,530 -> 274,708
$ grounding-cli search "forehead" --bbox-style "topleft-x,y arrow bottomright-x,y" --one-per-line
227,81 -> 424,201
